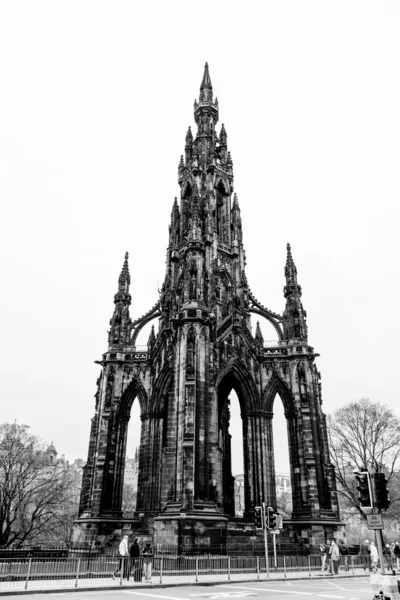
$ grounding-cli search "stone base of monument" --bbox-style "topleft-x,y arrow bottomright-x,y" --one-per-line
153,501 -> 228,548
370,574 -> 400,600
72,515 -> 144,546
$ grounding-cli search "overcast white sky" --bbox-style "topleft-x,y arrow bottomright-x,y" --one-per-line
1,1 -> 399,476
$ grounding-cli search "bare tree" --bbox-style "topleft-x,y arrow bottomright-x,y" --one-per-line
328,399 -> 400,519
0,423 -> 73,547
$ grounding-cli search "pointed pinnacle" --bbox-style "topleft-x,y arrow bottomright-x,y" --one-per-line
285,243 -> 297,283
199,62 -> 213,102
119,251 -> 130,288
255,321 -> 264,343
220,123 -> 227,142
186,126 -> 193,144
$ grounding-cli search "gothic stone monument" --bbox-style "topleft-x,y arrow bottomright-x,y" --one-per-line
75,64 -> 342,548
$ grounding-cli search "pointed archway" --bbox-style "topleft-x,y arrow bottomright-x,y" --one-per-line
216,359 -> 261,517
262,375 -> 302,513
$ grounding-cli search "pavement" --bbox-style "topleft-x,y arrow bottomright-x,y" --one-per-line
0,570 -> 374,598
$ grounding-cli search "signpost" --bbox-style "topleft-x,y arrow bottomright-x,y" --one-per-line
262,502 -> 269,577
366,514 -> 384,530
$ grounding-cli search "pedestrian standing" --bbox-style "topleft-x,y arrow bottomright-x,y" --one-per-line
360,539 -> 371,571
340,541 -> 349,571
130,537 -> 141,581
320,542 -> 328,573
390,543 -> 397,574
142,542 -> 154,584
325,541 -> 332,573
370,542 -> 379,573
394,542 -> 400,571
113,534 -> 129,581
331,542 -> 340,575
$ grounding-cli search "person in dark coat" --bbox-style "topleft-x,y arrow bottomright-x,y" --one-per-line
394,542 -> 400,571
129,537 -> 141,581
360,539 -> 371,571
340,541 -> 349,571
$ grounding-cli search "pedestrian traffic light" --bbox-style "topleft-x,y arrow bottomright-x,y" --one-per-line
267,507 -> 276,529
355,472 -> 372,508
276,514 -> 283,529
254,506 -> 264,529
374,473 -> 390,510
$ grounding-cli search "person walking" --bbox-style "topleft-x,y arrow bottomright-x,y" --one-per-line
360,539 -> 371,571
370,542 -> 379,573
340,541 -> 349,571
331,542 -> 340,575
113,534 -> 129,581
142,542 -> 154,584
385,543 -> 396,574
129,537 -> 141,581
320,542 -> 328,573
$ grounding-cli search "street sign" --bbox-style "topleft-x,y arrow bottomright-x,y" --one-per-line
366,514 -> 384,530
270,529 -> 280,535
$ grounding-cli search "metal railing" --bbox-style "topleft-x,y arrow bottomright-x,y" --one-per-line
0,555 -> 372,591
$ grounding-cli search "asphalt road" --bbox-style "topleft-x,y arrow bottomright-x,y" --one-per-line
4,577 -> 372,600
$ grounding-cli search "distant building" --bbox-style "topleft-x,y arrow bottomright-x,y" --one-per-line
124,448 -> 139,491
276,473 -> 292,497
234,472 -> 292,517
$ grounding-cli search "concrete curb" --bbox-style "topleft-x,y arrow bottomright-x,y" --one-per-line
0,573 -> 369,596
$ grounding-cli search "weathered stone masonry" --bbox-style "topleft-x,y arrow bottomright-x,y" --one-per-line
75,64 -> 342,547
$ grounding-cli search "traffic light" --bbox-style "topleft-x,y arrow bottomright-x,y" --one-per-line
254,506 -> 264,529
355,472 -> 372,508
276,514 -> 283,529
374,473 -> 390,510
267,507 -> 276,529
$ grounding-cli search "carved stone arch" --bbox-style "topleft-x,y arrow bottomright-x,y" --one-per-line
262,374 -> 295,416
150,363 -> 173,414
118,377 -> 148,419
215,177 -> 228,195
102,377 -> 148,515
216,358 -> 260,416
182,180 -> 192,199
219,268 -> 232,288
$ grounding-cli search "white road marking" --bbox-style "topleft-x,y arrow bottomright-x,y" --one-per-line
217,585 -> 313,595
326,581 -> 347,591
124,592 -> 191,600
191,594 -> 257,599
315,595 -> 344,598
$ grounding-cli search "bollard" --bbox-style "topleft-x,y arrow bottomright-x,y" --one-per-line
228,556 -> 231,581
75,558 -> 81,588
308,555 -> 311,578
160,556 -> 163,584
351,555 -> 354,575
257,557 -> 260,580
283,555 -> 287,579
196,557 -> 199,583
25,558 -> 32,590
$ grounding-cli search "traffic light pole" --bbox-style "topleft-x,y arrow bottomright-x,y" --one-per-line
369,470 -> 385,576
262,502 -> 269,577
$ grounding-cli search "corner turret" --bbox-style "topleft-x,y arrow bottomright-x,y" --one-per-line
282,244 -> 308,342
108,252 -> 132,347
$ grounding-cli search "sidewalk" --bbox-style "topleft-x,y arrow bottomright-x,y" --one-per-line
0,569 -> 369,596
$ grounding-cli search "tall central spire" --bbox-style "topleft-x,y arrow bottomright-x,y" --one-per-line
199,62 -> 213,102
194,63 -> 219,129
